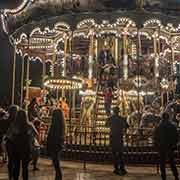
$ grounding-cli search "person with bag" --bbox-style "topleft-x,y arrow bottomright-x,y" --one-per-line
47,109 -> 65,180
6,110 -> 37,180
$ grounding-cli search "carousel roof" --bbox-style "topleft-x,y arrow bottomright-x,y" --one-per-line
1,0 -> 180,36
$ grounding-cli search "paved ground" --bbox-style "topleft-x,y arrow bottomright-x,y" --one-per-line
0,159 -> 179,180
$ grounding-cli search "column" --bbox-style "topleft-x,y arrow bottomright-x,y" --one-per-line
171,42 -> 175,90
63,36 -> 68,77
153,31 -> 159,80
72,90 -> 76,118
95,37 -> 98,78
25,56 -> 30,111
12,44 -> 17,105
88,31 -> 94,81
136,29 -> 141,115
123,31 -> 128,80
62,36 -> 68,98
25,36 -> 30,111
115,37 -> 119,65
51,43 -> 56,77
20,55 -> 25,107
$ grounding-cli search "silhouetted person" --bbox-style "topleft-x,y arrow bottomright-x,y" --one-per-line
6,110 -> 37,180
154,112 -> 179,180
110,107 -> 129,176
47,109 -> 65,180
4,105 -> 19,180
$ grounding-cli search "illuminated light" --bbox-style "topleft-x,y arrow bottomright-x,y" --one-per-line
55,22 -> 70,30
44,78 -> 82,90
143,19 -> 162,27
77,19 -> 96,29
4,0 -> 33,14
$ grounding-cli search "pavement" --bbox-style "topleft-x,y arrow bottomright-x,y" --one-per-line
0,159 -> 179,180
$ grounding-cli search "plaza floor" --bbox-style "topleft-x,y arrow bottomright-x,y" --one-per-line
0,159 -> 179,180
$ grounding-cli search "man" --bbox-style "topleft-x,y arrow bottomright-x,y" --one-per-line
154,112 -> 179,180
109,107 -> 129,175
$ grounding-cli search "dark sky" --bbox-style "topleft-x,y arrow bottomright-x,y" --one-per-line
0,1 -> 22,107
0,0 -> 23,9
0,1 -> 42,107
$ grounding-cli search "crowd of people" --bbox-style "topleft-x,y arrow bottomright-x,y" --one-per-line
0,100 -> 65,180
0,94 -> 179,180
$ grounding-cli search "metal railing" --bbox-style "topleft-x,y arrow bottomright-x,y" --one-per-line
40,124 -> 180,165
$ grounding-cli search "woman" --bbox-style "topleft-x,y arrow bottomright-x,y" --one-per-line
7,110 -> 37,180
47,109 -> 65,180
5,105 -> 19,180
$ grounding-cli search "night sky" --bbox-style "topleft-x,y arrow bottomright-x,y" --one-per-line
0,1 -> 22,107
0,1 -> 42,107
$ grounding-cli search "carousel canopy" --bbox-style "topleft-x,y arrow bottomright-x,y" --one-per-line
1,0 -> 180,36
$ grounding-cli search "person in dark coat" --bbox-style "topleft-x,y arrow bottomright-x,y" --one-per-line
4,105 -> 19,180
6,110 -> 37,180
154,112 -> 179,180
110,107 -> 129,176
47,109 -> 65,180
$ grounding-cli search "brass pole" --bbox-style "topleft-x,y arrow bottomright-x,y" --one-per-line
171,42 -> 175,91
11,44 -> 17,105
123,31 -> 128,80
20,55 -> 25,107
88,32 -> 94,81
115,37 -> 119,65
25,37 -> 30,111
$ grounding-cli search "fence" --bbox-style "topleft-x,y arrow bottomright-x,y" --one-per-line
40,124 -> 180,165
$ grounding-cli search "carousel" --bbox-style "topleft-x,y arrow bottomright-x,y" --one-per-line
1,0 -> 180,162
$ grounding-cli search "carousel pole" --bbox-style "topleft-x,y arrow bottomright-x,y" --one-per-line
72,90 -> 76,118
11,43 -> 17,105
95,37 -> 98,79
123,29 -> 128,80
88,29 -> 94,86
115,37 -> 119,65
42,61 -> 46,85
20,55 -> 25,108
62,35 -> 68,98
25,36 -> 30,111
171,39 -> 175,92
137,28 -> 141,121
51,42 -> 56,78
153,30 -> 159,86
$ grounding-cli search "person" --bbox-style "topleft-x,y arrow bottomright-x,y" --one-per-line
154,112 -> 179,180
28,97 -> 39,122
6,110 -> 37,180
109,107 -> 129,176
4,105 -> 19,180
104,87 -> 113,117
47,109 -> 65,180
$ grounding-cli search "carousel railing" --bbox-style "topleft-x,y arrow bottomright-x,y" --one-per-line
40,124 -> 180,164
